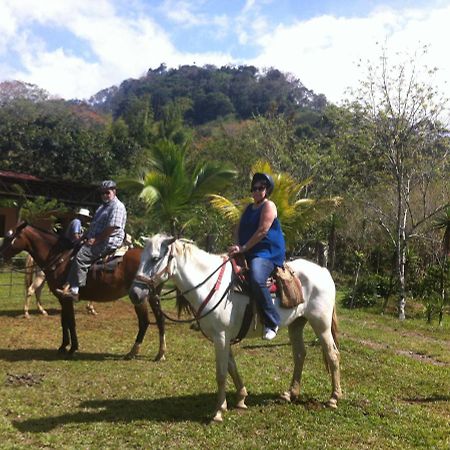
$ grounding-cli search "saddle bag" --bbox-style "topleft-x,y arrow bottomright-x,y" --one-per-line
275,263 -> 303,308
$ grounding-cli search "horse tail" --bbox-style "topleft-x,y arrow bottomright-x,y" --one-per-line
331,306 -> 339,348
321,306 -> 339,374
176,289 -> 193,318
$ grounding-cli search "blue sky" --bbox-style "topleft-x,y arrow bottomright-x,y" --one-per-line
1,0 -> 449,106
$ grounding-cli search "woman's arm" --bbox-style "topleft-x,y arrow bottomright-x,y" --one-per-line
228,201 -> 277,255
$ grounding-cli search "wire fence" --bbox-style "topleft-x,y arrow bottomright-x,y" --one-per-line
0,255 -> 27,300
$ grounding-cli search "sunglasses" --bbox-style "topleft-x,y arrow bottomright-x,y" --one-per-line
251,185 -> 266,192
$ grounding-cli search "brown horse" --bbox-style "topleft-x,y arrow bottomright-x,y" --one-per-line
24,254 -> 98,318
0,222 -> 166,360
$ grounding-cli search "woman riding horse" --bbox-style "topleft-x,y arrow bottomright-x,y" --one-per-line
130,234 -> 342,422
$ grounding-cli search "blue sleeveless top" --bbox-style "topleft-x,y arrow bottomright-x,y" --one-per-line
238,203 -> 285,267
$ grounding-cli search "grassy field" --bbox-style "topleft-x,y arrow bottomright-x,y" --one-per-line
0,271 -> 449,449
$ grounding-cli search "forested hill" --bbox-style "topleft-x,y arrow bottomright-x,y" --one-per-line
88,64 -> 328,125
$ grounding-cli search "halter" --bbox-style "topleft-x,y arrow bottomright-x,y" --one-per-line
134,245 -> 174,287
0,222 -> 27,259
0,222 -> 73,274
135,242 -> 233,322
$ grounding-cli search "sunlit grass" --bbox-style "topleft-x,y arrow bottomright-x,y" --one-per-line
0,271 -> 449,449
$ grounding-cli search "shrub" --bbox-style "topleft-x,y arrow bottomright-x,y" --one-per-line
342,273 -> 390,308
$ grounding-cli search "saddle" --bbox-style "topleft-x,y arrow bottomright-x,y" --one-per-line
230,256 -> 304,309
90,243 -> 131,277
229,256 -> 304,344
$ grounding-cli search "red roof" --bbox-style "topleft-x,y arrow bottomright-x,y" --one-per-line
0,170 -> 43,182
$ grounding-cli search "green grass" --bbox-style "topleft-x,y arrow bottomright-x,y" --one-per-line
0,272 -> 449,449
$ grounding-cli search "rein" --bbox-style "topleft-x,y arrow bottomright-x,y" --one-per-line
137,254 -> 233,324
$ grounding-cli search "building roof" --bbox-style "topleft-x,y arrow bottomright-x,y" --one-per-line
0,170 -> 99,207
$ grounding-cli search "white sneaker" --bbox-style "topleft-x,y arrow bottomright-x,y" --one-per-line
263,326 -> 278,340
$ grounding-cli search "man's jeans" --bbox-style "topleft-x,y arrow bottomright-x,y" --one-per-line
249,257 -> 280,331
67,243 -> 112,288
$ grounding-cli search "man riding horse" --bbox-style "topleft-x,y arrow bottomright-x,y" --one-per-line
57,180 -> 127,301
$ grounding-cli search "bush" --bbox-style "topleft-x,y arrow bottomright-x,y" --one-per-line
342,273 -> 390,308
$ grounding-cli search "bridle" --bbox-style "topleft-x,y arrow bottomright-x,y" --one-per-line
134,242 -> 233,322
134,244 -> 174,287
0,222 -> 27,261
0,222 -> 72,273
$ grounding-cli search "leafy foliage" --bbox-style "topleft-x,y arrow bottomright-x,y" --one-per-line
91,65 -> 327,125
210,161 -> 341,251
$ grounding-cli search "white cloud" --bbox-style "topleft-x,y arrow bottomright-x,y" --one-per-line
1,0 -> 449,105
249,5 -> 450,104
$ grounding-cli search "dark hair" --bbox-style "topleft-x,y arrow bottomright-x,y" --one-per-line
251,173 -> 274,196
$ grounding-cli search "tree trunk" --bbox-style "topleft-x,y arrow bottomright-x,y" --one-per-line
396,174 -> 408,321
327,217 -> 336,272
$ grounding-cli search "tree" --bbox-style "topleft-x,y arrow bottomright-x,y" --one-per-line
210,161 -> 341,252
431,206 -> 450,324
348,46 -> 450,319
119,139 -> 236,236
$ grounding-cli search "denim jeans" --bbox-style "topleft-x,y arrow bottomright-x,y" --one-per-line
67,243 -> 113,288
249,257 -> 280,331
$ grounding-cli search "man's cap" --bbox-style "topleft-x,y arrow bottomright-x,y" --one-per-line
100,180 -> 117,191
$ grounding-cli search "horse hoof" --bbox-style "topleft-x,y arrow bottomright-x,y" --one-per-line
327,399 -> 338,409
58,347 -> 67,354
154,354 -> 166,362
280,391 -> 292,402
124,353 -> 136,360
24,314 -> 30,319
210,414 -> 223,424
42,311 -> 48,316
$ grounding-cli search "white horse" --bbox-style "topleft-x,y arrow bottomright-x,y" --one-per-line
24,254 -> 48,318
130,234 -> 342,422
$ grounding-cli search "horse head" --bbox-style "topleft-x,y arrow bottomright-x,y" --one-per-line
0,222 -> 29,263
129,234 -> 176,304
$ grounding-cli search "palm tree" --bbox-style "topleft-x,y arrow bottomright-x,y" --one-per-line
432,206 -> 450,325
210,161 -> 341,252
120,139 -> 236,236
433,206 -> 450,258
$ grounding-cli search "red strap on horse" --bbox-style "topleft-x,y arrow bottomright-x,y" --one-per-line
196,257 -> 227,318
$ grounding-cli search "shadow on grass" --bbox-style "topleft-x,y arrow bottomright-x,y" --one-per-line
12,392 -> 281,431
403,395 -> 450,403
0,348 -> 125,362
0,308 -> 60,318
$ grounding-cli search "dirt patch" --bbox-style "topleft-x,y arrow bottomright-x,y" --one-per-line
343,334 -> 448,366
396,350 -> 447,366
5,372 -> 44,387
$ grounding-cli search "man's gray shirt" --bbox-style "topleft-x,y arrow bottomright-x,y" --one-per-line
86,197 -> 127,249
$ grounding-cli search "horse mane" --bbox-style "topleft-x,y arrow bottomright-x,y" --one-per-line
172,238 -> 226,261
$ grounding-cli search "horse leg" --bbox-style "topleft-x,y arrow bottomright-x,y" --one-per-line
66,300 -> 79,354
281,317 -> 308,403
58,302 -> 71,353
86,302 -> 98,315
212,334 -> 230,423
125,301 -> 150,360
227,348 -> 248,410
24,287 -> 33,319
34,277 -> 48,316
148,290 -> 166,361
309,316 -> 342,408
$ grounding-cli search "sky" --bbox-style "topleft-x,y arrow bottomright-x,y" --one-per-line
1,0 -> 450,105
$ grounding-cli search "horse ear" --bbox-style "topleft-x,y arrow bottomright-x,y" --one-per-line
17,221 -> 28,232
165,236 -> 176,246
